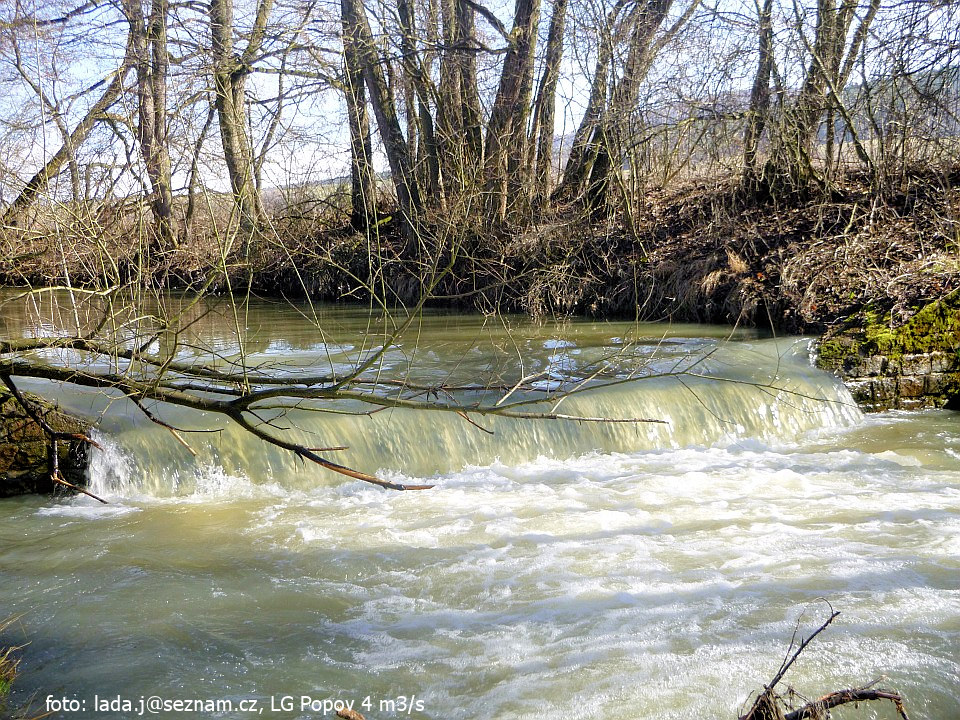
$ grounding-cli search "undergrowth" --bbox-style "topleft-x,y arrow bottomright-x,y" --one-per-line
2,166 -> 958,334
0,617 -> 22,708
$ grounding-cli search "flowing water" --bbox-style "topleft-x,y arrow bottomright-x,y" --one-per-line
1,292 -> 958,719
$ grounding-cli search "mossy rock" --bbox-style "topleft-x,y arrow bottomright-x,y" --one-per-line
816,289 -> 960,411
0,387 -> 90,497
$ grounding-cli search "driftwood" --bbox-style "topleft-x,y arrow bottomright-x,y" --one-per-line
336,709 -> 366,720
740,604 -> 910,720
782,687 -> 910,720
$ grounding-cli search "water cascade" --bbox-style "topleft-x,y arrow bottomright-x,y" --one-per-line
1,297 -> 957,720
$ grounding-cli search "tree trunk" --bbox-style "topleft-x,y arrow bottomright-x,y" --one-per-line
767,0 -> 872,191
530,0 -> 568,202
559,0 -> 681,210
742,0 -> 774,183
398,0 -> 441,200
555,0 -> 626,201
457,0 -> 484,168
126,0 -> 175,248
342,0 -> 422,247
436,0 -> 483,197
209,0 -> 270,228
185,103 -> 216,236
483,0 -> 542,223
341,4 -> 377,229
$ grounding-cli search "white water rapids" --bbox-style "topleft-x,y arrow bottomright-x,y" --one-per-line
1,297 -> 957,719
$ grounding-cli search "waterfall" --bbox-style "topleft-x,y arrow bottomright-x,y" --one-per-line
85,338 -> 862,496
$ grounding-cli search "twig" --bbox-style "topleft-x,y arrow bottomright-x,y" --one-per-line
456,410 -> 495,435
52,469 -> 109,505
768,607 -> 840,690
783,686 -> 911,720
130,397 -> 198,457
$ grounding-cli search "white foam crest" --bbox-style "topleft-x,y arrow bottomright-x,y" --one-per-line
34,502 -> 141,519
85,429 -> 288,502
86,429 -> 136,497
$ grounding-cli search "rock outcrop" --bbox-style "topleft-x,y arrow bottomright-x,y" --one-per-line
815,290 -> 960,412
0,387 -> 90,497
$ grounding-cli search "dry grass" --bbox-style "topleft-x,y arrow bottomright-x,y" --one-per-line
2,165 -> 957,332
0,617 -> 22,704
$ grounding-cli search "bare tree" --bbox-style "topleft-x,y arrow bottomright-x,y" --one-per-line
341,0 -> 422,245
208,0 -> 272,227
558,0 -> 699,212
529,0 -> 569,202
742,0 -> 775,184
124,0 -> 175,248
1,2 -> 134,227
765,0 -> 880,191
483,0 -> 542,223
340,2 -> 377,230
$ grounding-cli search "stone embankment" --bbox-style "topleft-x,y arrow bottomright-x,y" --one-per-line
815,289 -> 960,412
0,387 -> 90,497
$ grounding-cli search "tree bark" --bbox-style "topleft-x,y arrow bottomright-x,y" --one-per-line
530,0 -> 568,202
398,0 -> 441,200
483,0 -> 542,223
341,3 -> 376,229
742,0 -> 774,182
209,0 -> 271,228
126,0 -> 175,247
341,0 -> 422,246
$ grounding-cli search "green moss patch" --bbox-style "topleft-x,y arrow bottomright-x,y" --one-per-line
816,289 -> 960,410
818,289 -> 960,370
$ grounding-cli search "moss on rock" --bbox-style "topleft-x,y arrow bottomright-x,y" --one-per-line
816,289 -> 960,411
0,387 -> 90,497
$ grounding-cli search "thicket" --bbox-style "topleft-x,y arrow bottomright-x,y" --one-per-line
0,0 -> 956,326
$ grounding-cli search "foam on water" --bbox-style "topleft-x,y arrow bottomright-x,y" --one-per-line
245,418 -> 956,681
6,414 -> 957,718
3,307 -> 957,718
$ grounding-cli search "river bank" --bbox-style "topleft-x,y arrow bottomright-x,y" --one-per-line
0,386 -> 90,498
4,170 -> 958,327
2,168 -> 958,427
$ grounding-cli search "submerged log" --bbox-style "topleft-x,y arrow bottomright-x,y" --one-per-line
0,386 -> 91,497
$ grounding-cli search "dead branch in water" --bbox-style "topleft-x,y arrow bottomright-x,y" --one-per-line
782,686 -> 910,720
740,602 -> 910,720
335,709 -> 366,720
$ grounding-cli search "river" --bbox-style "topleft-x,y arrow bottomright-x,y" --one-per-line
1,292 -> 958,719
